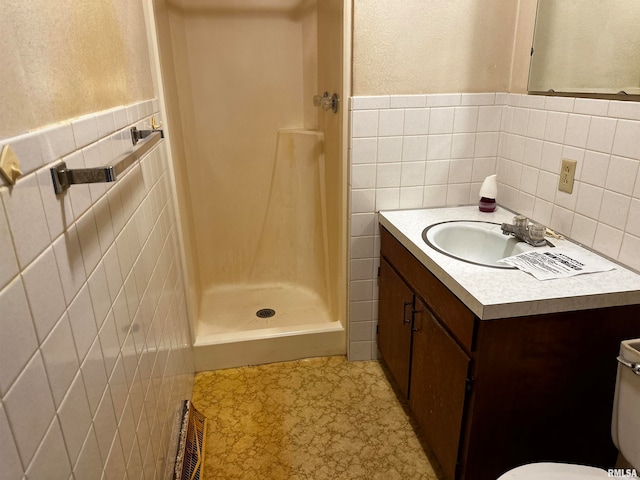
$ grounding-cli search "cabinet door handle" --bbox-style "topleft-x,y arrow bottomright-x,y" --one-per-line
411,308 -> 422,331
403,301 -> 412,324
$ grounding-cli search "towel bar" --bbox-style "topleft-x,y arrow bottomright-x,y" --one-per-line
50,127 -> 163,195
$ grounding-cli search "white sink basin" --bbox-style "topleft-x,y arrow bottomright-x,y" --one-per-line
422,220 -> 534,269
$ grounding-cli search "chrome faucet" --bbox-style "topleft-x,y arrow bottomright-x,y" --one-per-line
501,215 -> 548,247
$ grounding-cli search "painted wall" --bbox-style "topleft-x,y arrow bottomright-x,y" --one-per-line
0,1 -> 154,139
0,2 -> 194,479
352,0 -> 522,95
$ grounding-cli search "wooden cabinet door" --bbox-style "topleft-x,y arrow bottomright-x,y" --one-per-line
378,257 -> 414,399
409,298 -> 470,480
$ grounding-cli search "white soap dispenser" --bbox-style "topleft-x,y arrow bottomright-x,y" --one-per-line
478,174 -> 497,212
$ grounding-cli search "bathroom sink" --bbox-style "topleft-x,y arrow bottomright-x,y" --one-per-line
422,220 -> 534,269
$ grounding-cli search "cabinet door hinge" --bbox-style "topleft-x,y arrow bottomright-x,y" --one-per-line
377,266 -> 381,277
466,376 -> 474,393
376,324 -> 379,334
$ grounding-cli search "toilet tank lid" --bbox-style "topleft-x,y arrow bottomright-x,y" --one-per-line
496,462 -> 609,480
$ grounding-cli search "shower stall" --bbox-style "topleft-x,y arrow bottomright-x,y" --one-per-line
151,0 -> 347,369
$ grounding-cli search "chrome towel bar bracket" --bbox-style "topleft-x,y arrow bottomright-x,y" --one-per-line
50,128 -> 163,195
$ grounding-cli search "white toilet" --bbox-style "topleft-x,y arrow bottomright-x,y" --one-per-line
497,338 -> 640,479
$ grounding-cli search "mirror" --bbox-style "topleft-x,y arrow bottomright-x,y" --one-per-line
528,0 -> 640,95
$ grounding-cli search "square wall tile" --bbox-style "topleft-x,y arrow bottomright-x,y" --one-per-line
349,341 -> 374,361
403,109 -> 429,135
429,108 -> 455,134
619,234 -> 640,271
0,404 -> 24,479
351,138 -> 377,164
378,110 -> 404,136
0,201 -> 18,290
527,109 -> 547,140
564,114 -> 590,148
21,246 -> 66,342
598,191 -> 631,230
376,163 -> 401,188
81,337 -> 108,416
351,164 -> 376,189
544,111 -> 568,143
1,174 -> 50,268
3,352 -> 56,466
586,116 -> 616,153
377,137 -> 403,163
39,123 -> 76,164
401,162 -> 426,187
402,136 -> 427,161
605,156 -> 639,196
626,199 -> 640,237
52,225 -> 86,305
57,371 -> 93,466
451,134 -> 476,159
575,183 -> 604,219
71,114 -> 99,149
477,105 -> 503,132
73,427 -> 103,480
427,135 -> 452,160
570,214 -> 597,247
352,111 -> 379,138
87,263 -> 110,330
399,186 -> 424,209
612,120 -> 640,160
375,188 -> 400,210
40,314 -> 80,407
593,223 -> 623,259
0,277 -> 38,396
581,151 -> 610,188
24,418 -> 71,480
453,107 -> 479,133
425,161 -> 450,186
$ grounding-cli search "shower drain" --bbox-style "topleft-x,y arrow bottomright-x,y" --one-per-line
256,308 -> 276,318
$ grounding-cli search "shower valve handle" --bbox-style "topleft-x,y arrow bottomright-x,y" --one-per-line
313,92 -> 339,113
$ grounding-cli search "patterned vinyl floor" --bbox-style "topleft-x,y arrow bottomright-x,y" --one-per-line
191,356 -> 444,479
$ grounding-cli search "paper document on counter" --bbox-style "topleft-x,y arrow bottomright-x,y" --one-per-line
499,247 -> 615,281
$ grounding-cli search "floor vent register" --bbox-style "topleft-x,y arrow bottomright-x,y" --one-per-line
174,400 -> 207,480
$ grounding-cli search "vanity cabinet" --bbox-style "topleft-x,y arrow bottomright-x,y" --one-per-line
378,225 -> 640,480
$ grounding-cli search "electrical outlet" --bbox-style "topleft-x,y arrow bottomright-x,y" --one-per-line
558,158 -> 577,194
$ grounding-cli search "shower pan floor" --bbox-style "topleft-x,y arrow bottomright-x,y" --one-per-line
198,283 -> 334,337
194,284 -> 345,370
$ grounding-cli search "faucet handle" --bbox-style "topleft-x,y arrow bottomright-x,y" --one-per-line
513,215 -> 529,227
529,223 -> 546,241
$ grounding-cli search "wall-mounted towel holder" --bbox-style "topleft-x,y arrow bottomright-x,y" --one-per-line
50,127 -> 163,195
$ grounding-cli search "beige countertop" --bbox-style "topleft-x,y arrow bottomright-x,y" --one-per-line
378,206 -> 640,320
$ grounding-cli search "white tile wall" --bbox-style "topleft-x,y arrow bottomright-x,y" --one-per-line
0,100 -> 194,480
349,93 -> 640,361
499,94 -> 640,270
